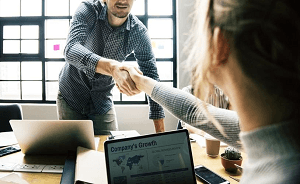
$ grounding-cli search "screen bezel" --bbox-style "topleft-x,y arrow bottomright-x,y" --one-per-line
104,129 -> 196,184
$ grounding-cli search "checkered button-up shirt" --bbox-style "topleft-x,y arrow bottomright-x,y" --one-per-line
59,0 -> 165,119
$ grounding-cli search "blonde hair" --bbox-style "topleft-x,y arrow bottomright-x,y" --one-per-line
183,0 -> 300,133
186,0 -> 300,111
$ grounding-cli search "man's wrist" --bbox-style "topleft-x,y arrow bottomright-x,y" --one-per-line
109,61 -> 120,77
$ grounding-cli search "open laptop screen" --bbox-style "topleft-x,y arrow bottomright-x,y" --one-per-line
9,120 -> 95,155
104,129 -> 196,184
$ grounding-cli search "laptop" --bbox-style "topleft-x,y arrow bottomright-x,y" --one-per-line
9,120 -> 95,155
104,129 -> 197,184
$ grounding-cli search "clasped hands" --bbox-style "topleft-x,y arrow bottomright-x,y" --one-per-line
112,63 -> 144,96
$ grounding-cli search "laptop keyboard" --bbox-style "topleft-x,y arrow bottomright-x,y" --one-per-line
0,145 -> 21,157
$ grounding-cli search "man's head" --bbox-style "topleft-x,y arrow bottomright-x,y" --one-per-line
103,0 -> 134,19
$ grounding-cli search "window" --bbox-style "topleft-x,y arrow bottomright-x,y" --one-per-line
0,0 -> 177,104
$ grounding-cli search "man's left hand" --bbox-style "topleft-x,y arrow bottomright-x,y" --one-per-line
153,119 -> 165,133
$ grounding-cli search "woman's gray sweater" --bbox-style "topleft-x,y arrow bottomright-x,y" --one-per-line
151,83 -> 300,184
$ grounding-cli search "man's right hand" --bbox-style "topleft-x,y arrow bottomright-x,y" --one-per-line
119,64 -> 158,96
111,64 -> 142,96
95,58 -> 142,96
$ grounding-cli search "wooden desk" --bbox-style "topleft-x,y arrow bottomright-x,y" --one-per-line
191,143 -> 244,183
0,135 -> 245,183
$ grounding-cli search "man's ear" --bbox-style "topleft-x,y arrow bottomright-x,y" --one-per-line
212,27 -> 230,67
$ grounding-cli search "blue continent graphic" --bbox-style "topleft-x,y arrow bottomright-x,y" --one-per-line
126,155 -> 144,170
113,155 -> 126,166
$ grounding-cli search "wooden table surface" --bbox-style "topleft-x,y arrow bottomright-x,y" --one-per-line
0,135 -> 245,183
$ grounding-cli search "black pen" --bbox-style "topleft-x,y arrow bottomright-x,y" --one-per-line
229,176 -> 240,182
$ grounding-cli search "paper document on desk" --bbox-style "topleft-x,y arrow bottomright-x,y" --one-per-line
0,173 -> 29,184
95,137 -> 100,150
75,146 -> 107,184
110,130 -> 140,139
0,132 -> 18,147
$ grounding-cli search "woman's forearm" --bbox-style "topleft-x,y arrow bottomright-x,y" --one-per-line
134,75 -> 158,96
151,83 -> 243,150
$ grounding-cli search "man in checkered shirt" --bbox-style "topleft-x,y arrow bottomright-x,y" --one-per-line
57,0 -> 165,135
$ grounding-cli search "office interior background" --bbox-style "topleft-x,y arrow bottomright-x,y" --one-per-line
0,0 -> 194,134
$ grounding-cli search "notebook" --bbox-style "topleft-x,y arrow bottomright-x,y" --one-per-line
104,129 -> 197,184
9,120 -> 95,155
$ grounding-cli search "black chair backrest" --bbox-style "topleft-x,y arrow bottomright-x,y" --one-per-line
0,104 -> 22,132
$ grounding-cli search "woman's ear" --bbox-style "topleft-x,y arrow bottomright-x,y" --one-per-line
212,27 -> 230,67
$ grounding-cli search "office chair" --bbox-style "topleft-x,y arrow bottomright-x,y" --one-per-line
0,104 -> 22,132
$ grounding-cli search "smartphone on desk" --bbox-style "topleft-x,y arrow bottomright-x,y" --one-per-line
195,165 -> 230,184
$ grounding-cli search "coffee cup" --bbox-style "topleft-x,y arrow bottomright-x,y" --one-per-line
205,134 -> 220,157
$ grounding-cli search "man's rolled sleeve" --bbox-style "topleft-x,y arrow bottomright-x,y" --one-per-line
85,53 -> 102,79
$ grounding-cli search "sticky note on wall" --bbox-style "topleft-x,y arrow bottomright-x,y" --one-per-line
53,44 -> 60,51
151,41 -> 156,48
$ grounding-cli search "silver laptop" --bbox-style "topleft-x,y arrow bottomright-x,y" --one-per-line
104,129 -> 197,184
9,120 -> 95,155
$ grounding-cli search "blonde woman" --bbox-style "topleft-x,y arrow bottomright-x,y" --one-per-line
121,0 -> 300,183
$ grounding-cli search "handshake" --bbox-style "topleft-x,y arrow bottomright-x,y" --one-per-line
96,58 -> 157,97
112,63 -> 146,96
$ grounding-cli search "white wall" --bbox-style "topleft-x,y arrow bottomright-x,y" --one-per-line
177,0 -> 194,89
20,104 -> 178,135
8,2 -> 195,136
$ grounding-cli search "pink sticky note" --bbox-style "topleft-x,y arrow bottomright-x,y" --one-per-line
53,44 -> 60,51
